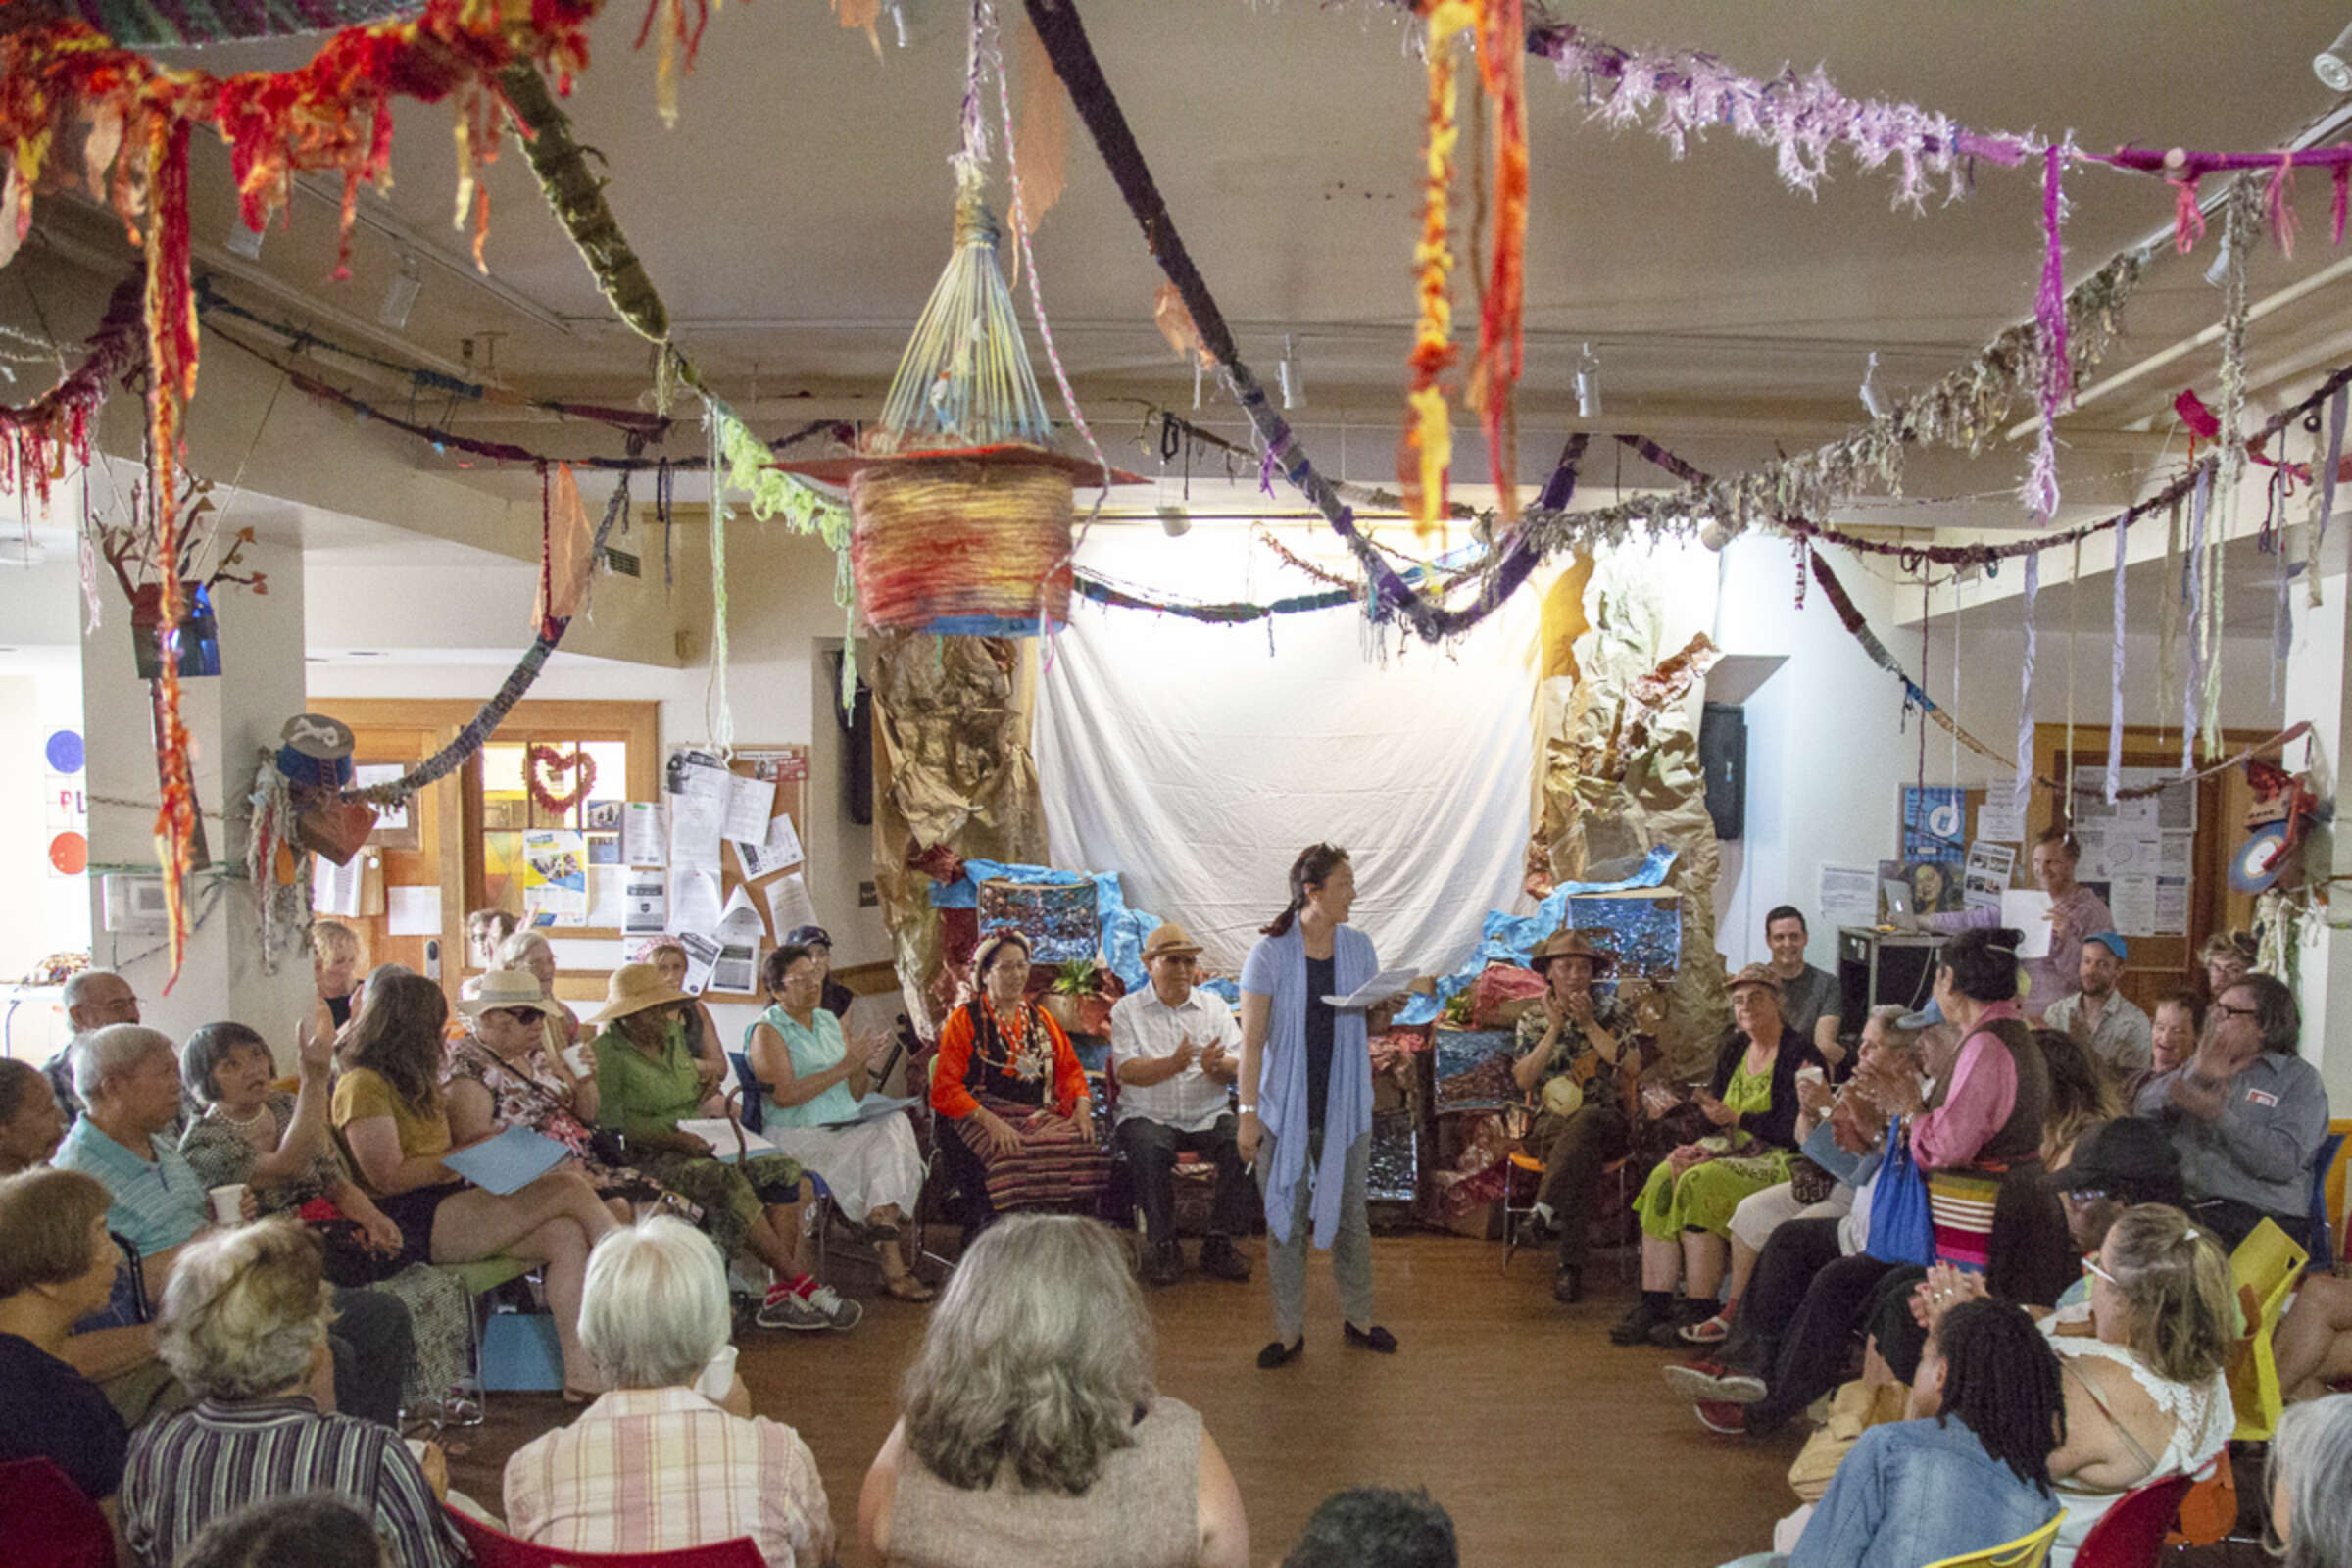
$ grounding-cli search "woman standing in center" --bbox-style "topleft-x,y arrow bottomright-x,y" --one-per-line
1238,844 -> 1396,1369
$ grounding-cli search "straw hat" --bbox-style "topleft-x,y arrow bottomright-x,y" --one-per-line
1142,923 -> 1204,961
587,962 -> 690,1025
455,968 -> 564,1020
1529,930 -> 1615,976
1724,962 -> 1784,998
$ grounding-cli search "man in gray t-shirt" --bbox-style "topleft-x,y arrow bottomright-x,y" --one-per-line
1763,905 -> 1844,1071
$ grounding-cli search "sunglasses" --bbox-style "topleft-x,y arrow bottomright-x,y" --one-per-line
486,1007 -> 543,1026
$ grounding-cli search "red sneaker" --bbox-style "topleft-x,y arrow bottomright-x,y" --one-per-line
1694,1399 -> 1748,1436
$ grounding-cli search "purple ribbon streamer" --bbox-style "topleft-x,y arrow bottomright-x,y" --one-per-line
2016,552 -> 2037,817
2321,386 -> 2348,567
2030,145 -> 2071,521
2181,467 -> 2211,769
2108,519 -> 2126,802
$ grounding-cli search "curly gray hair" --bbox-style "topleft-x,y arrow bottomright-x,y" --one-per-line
156,1220 -> 334,1401
581,1216 -> 732,1390
901,1214 -> 1153,1494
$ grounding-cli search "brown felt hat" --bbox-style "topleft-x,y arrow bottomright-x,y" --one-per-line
1724,962 -> 1784,997
1142,923 -> 1204,960
1529,930 -> 1615,975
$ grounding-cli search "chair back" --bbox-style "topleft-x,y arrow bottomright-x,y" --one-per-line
446,1507 -> 765,1567
1920,1513 -> 2064,1568
2073,1473 -> 2194,1568
2310,1130 -> 2345,1271
2226,1217 -> 2310,1442
0,1456 -> 116,1568
726,1051 -> 766,1134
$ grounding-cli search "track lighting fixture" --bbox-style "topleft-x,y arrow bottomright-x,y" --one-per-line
2318,20 -> 2352,90
377,254 -> 423,330
1574,342 -> 1601,419
1279,334 -> 1305,410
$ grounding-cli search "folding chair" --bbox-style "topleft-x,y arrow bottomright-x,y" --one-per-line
2073,1473 -> 2194,1568
1920,1513 -> 2064,1568
446,1507 -> 762,1567
2226,1217 -> 2310,1443
2308,1131 -> 2344,1272
434,1255 -> 541,1423
0,1457 -> 115,1568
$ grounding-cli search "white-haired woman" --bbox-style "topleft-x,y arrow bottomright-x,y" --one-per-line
497,928 -> 584,1056
506,1216 -> 833,1567
2270,1394 -> 2352,1568
858,1214 -> 1248,1568
117,1219 -> 462,1568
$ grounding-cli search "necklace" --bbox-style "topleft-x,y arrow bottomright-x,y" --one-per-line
215,1102 -> 274,1138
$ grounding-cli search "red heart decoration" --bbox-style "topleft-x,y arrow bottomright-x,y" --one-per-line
525,744 -> 598,815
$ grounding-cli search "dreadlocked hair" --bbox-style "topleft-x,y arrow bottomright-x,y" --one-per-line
1934,1297 -> 2064,1494
1261,843 -> 1349,937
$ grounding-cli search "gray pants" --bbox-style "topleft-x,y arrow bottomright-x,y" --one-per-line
1256,1128 -> 1373,1343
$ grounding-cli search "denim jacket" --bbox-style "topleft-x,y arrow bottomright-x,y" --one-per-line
1791,1417 -> 2057,1568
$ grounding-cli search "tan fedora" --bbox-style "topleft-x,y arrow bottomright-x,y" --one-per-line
1529,929 -> 1615,976
455,968 -> 564,1020
586,961 -> 691,1025
1142,922 -> 1204,961
1724,961 -> 1784,998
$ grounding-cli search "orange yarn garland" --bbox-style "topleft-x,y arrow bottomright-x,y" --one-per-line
1400,1 -> 1467,538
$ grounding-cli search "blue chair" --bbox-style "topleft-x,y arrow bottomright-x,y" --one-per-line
2311,1130 -> 2344,1272
726,1051 -> 767,1134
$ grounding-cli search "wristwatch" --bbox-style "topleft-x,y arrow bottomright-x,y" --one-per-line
1238,1102 -> 1257,1115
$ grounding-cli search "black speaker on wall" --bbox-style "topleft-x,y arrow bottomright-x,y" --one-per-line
1699,702 -> 1745,841
829,651 -> 875,827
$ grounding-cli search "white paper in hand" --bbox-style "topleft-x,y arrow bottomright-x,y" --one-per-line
1321,966 -> 1423,1009
2000,890 -> 2054,959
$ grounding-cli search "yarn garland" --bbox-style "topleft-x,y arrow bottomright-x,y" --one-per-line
0,271 -> 142,516
2014,551 -> 2036,818
1400,2 -> 1466,534
524,743 -> 598,815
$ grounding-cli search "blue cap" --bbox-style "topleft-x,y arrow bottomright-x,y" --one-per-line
2084,931 -> 2128,960
1896,998 -> 1944,1031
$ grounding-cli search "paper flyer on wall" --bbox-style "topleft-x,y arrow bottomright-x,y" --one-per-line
669,868 -> 723,936
522,829 -> 589,925
733,813 -> 805,882
762,870 -> 820,937
712,885 -> 765,993
586,867 -> 625,929
665,750 -> 729,872
621,802 -> 666,867
1975,801 -> 2026,843
722,772 -> 776,846
1817,863 -> 1880,929
2108,873 -> 2158,938
1962,843 -> 2015,910
386,885 -> 442,936
672,930 -> 720,994
313,853 -> 366,918
620,873 -> 667,936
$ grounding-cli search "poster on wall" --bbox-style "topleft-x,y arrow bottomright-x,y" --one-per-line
1879,858 -> 1963,916
1963,843 -> 2016,910
521,829 -> 588,925
1819,864 -> 1881,929
2070,765 -> 2192,936
1901,786 -> 1968,863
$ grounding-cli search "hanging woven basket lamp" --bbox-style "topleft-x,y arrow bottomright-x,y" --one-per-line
774,172 -> 1141,637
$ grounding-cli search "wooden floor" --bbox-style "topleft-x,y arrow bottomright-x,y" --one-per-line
445,1231 -> 1813,1567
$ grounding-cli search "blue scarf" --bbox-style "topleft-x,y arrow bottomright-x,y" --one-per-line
1245,922 -> 1378,1248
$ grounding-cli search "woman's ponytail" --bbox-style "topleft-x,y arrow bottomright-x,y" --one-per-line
1261,843 -> 1349,937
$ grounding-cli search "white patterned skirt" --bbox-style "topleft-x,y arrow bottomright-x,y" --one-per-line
762,1112 -> 924,1225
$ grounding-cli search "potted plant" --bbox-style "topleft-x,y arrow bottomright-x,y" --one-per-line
1039,958 -> 1103,1035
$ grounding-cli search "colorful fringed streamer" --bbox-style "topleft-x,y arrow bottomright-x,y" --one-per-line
1807,549 -> 2013,770
2181,467 -> 2210,770
535,461 -> 593,636
144,115 -> 200,993
1401,1 -> 1469,536
1471,0 -> 1528,520
2206,183 -> 2255,758
2014,552 -> 2036,820
2107,511 -> 2126,803
0,272 -> 143,517
2318,387 -> 2348,608
705,408 -> 734,755
2027,144 -> 2073,520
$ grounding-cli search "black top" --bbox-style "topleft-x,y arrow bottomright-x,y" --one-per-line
0,1332 -> 128,1500
325,992 -> 354,1028
1304,955 -> 1337,1134
820,978 -> 855,1020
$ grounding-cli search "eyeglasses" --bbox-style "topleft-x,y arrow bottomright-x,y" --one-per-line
2212,1001 -> 2261,1022
2081,1254 -> 2119,1287
2061,1188 -> 2110,1204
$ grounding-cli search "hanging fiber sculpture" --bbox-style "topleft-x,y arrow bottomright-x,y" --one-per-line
0,272 -> 143,517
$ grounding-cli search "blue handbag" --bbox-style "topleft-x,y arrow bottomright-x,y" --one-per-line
1865,1117 -> 1936,1268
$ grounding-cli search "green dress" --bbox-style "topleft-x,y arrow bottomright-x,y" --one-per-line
592,1016 -> 804,1262
1633,1054 -> 1794,1241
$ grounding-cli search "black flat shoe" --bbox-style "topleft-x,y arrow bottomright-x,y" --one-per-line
1343,1322 -> 1398,1353
1256,1337 -> 1304,1369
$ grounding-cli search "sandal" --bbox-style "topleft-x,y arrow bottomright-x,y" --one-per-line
1678,1312 -> 1733,1346
883,1272 -> 937,1302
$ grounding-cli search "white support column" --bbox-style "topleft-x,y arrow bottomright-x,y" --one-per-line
81,536 -> 316,1055
2283,568 -> 2352,1107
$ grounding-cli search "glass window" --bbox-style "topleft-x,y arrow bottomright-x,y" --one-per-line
478,738 -> 627,930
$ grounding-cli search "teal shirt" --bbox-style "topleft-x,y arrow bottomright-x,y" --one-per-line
592,1018 -> 705,1144
748,1005 -> 860,1130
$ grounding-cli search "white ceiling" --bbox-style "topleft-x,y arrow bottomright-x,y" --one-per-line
15,1 -> 2352,537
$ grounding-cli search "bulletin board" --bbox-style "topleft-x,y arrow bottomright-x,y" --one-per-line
664,743 -> 810,1004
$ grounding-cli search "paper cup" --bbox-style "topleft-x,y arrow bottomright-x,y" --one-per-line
695,1343 -> 739,1401
208,1183 -> 247,1225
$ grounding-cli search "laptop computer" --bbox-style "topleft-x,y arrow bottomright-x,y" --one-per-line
1880,878 -> 1914,926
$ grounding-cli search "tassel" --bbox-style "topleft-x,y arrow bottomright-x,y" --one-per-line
2169,173 -> 2205,254
835,0 -> 882,56
2266,152 -> 2301,258
142,114 -> 199,995
2182,468 -> 2210,768
2028,143 -> 2072,521
2332,163 -> 2348,247
2014,552 -> 2036,819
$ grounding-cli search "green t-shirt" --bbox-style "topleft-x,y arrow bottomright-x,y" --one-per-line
592,1017 -> 704,1144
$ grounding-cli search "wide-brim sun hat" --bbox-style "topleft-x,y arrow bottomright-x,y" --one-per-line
587,962 -> 691,1024
455,968 -> 565,1019
1530,929 -> 1616,975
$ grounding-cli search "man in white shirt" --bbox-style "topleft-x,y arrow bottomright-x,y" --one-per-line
2038,931 -> 2152,1077
1109,923 -> 1252,1287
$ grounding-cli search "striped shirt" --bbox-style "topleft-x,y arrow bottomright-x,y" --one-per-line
120,1396 -> 462,1568
54,1116 -> 204,1259
504,1386 -> 833,1568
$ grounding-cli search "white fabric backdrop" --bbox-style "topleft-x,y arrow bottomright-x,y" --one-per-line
1035,527 -> 1540,979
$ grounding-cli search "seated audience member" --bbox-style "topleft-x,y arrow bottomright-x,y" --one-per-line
2275,1271 -> 2352,1403
2200,929 -> 2259,1001
175,1494 -> 394,1568
466,906 -> 521,971
2038,934 -> 2151,1080
333,971 -> 619,1396
632,935 -> 730,1083
1850,929 -> 2055,1283
782,922 -> 858,1020
1509,930 -> 1633,1304
1687,1008 -> 1923,1348
1926,828 -> 2113,1021
928,931 -> 1107,1239
2046,1118 -> 2186,1310
445,969 -> 657,1218
298,921 -> 366,1059
1282,1488 -> 1458,1568
1105,923 -> 1252,1289
1761,906 -> 1845,1070
120,1221 -> 462,1568
178,1021 -> 471,1415
496,929 -> 584,1053
42,967 -> 146,1128
2123,992 -> 2201,1105
0,1169 -> 132,1510
2035,1029 -> 2120,1172
591,963 -> 860,1334
859,1214 -> 1248,1568
2133,971 -> 2329,1249
745,946 -> 933,1301
507,1216 -> 832,1566
0,1056 -> 68,1174
2268,1395 -> 2352,1568
1615,964 -> 1822,1347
